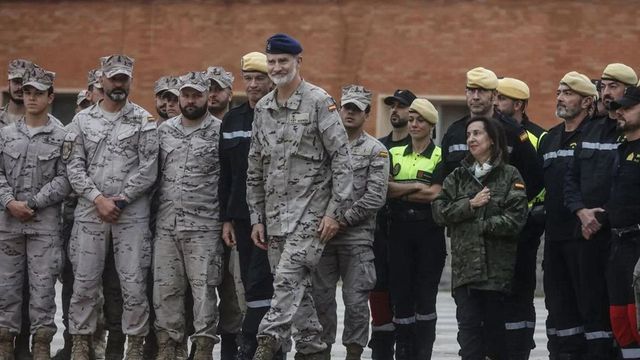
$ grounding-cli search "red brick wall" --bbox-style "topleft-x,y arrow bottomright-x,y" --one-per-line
1,0 -> 639,133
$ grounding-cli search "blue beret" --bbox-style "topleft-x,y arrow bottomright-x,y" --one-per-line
266,33 -> 303,55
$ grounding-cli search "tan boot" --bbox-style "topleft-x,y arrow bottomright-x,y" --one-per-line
124,336 -> 144,360
252,336 -> 277,360
32,328 -> 56,360
345,344 -> 363,360
192,337 -> 214,360
70,335 -> 92,360
0,328 -> 15,360
155,332 -> 176,360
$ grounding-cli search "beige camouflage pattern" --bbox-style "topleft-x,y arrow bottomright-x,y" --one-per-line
153,113 -> 224,342
247,80 -> 353,353
0,105 -> 24,129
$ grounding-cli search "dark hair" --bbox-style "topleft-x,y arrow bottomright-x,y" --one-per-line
48,86 -> 54,95
465,117 -> 508,164
364,105 -> 371,114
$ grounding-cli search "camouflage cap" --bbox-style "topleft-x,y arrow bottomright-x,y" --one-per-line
206,66 -> 234,89
164,76 -> 181,97
341,84 -> 372,111
8,59 -> 33,80
100,54 -> 134,78
154,76 -> 171,95
87,68 -> 103,89
76,90 -> 90,105
179,71 -> 209,93
22,64 -> 55,91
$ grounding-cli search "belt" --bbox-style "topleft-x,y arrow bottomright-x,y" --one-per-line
611,224 -> 640,238
388,208 -> 431,222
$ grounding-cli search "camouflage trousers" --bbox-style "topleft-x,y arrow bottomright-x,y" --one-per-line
312,244 -> 376,347
218,246 -> 245,335
0,232 -> 62,334
259,231 -> 327,354
153,227 -> 224,343
69,221 -> 152,336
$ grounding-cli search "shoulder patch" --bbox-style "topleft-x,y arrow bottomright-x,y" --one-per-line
513,182 -> 526,190
377,150 -> 389,158
392,163 -> 401,176
328,103 -> 337,112
519,131 -> 529,142
147,115 -> 156,122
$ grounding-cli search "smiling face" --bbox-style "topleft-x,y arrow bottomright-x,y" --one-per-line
466,119 -> 493,163
267,53 -> 300,87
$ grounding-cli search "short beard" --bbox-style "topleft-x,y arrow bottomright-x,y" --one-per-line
180,103 -> 208,120
107,89 -> 128,102
156,106 -> 168,119
556,105 -> 580,120
9,93 -> 23,105
391,119 -> 408,129
269,63 -> 298,87
618,119 -> 640,133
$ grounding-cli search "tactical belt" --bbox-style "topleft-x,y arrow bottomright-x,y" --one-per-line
611,224 -> 640,238
388,208 -> 431,222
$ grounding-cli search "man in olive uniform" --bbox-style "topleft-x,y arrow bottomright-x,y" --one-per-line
247,33 -> 353,360
65,54 -> 159,360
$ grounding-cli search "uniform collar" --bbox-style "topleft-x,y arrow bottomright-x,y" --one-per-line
264,80 -> 306,111
16,114 -> 57,136
404,140 -> 435,157
92,99 -> 135,120
350,131 -> 367,147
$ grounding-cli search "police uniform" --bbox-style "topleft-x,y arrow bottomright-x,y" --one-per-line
0,65 -> 70,356
247,34 -> 353,357
311,85 -> 388,359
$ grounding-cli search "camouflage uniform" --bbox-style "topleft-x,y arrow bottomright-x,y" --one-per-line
246,80 -> 353,354
0,115 -> 70,334
312,131 -> 388,348
153,113 -> 224,343
0,104 -> 23,128
66,100 -> 158,336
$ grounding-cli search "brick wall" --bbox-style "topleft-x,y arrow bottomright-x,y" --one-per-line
1,0 -> 639,133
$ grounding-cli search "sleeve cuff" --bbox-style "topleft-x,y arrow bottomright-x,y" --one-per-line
1,195 -> 15,208
250,212 -> 264,226
88,189 -> 102,203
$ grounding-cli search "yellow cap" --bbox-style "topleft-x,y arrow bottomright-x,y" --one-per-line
497,77 -> 530,100
409,98 -> 438,125
560,71 -> 598,97
241,52 -> 268,74
601,63 -> 638,86
466,67 -> 498,90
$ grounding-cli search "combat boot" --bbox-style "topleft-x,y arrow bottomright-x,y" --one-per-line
252,336 -> 277,360
70,335 -> 91,360
192,337 -> 214,360
345,344 -> 363,360
0,328 -> 15,360
155,332 -> 176,360
368,331 -> 394,360
123,336 -> 144,360
93,328 -> 106,360
32,328 -> 56,360
175,340 -> 188,360
13,331 -> 31,360
104,331 -> 125,360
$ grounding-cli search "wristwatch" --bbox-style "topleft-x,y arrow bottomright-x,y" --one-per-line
27,197 -> 38,211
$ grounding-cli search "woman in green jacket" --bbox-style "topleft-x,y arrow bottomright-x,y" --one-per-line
433,117 -> 528,360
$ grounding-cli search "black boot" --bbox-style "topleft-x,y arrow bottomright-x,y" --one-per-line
394,324 -> 414,360
414,320 -> 436,360
221,333 -> 238,360
368,331 -> 394,360
509,350 -> 531,360
236,333 -> 258,360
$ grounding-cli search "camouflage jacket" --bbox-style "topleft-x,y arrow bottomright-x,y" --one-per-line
156,114 -> 222,232
0,104 -> 21,128
432,156 -> 528,293
247,80 -> 353,236
66,101 -> 159,223
332,131 -> 389,245
0,116 -> 70,234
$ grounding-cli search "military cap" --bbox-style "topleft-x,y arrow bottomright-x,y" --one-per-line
341,85 -> 372,112
8,59 -> 33,80
497,78 -> 530,100
266,33 -> 303,55
206,66 -> 234,89
384,89 -> 416,107
154,76 -> 171,95
610,86 -> 640,110
409,98 -> 438,125
601,63 -> 638,86
467,67 -> 499,90
76,90 -> 90,105
22,64 -> 55,91
560,71 -> 598,97
87,69 -> 103,89
241,52 -> 268,74
164,76 -> 180,97
179,71 -> 209,93
100,54 -> 134,78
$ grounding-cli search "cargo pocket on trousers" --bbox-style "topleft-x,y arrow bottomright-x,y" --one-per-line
354,247 -> 377,292
207,253 -> 223,286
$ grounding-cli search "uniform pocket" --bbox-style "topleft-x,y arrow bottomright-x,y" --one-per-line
353,247 -> 377,292
37,147 -> 61,182
291,121 -> 325,162
2,151 -> 21,176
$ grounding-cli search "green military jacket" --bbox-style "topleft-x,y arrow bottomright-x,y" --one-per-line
432,156 -> 528,293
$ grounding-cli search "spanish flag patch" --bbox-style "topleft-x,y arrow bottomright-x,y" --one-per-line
519,131 -> 528,142
147,115 -> 157,122
328,104 -> 337,112
377,150 -> 389,158
514,182 -> 526,190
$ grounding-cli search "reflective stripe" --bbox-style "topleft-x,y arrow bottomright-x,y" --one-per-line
416,312 -> 437,321
543,149 -> 574,161
505,321 -> 536,330
582,141 -> 619,150
556,326 -> 584,337
507,146 -> 513,154
526,321 -> 536,329
393,316 -> 416,324
246,299 -> 271,308
222,130 -> 252,139
584,331 -> 612,340
372,323 -> 395,332
621,348 -> 640,359
547,328 -> 557,336
448,144 -> 468,153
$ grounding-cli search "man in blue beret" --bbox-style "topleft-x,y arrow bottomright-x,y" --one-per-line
247,33 -> 354,360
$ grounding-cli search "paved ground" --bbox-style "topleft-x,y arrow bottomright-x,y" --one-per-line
49,284 -> 549,359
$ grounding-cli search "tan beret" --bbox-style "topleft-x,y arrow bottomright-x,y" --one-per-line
241,52 -> 268,74
409,98 -> 438,125
601,63 -> 638,86
560,71 -> 598,97
497,78 -> 530,100
466,67 -> 498,90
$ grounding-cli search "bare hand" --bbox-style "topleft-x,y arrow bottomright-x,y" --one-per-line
94,195 -> 121,223
251,223 -> 267,250
6,200 -> 34,222
577,208 -> 604,240
318,216 -> 340,243
222,221 -> 236,247
470,187 -> 491,209
339,221 -> 348,232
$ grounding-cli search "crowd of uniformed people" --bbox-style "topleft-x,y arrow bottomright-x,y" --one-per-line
1,32 -> 640,360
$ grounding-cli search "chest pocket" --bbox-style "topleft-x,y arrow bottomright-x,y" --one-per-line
159,142 -> 176,171
37,146 -> 61,181
116,129 -> 139,157
290,113 -> 325,162
2,151 -> 21,177
83,132 -> 105,162
189,136 -> 218,174
351,153 -> 371,193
